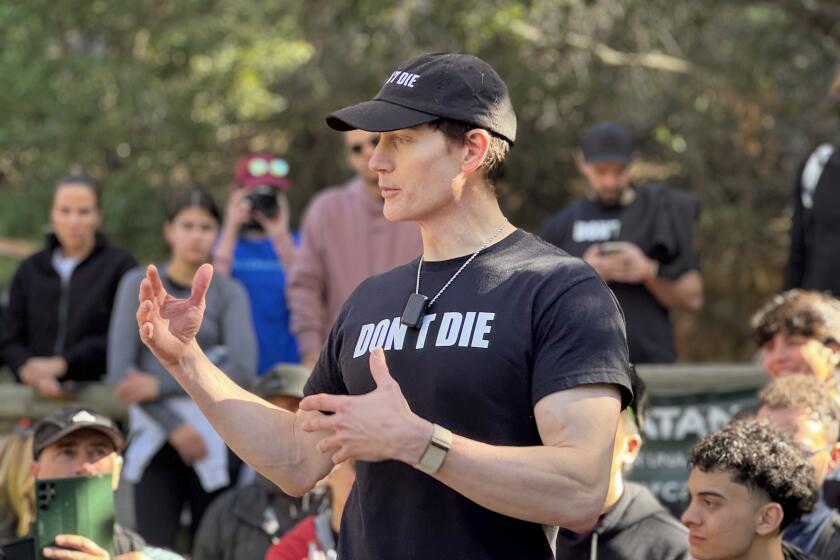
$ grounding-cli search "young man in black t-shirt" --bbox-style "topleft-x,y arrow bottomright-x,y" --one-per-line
135,53 -> 633,559
540,122 -> 703,363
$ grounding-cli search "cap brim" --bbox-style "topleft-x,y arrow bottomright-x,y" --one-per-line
583,153 -> 632,165
38,423 -> 125,456
326,99 -> 439,133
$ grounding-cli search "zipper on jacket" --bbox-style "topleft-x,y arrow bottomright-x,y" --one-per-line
53,275 -> 71,355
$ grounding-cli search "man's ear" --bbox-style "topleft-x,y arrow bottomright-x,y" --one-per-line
829,443 -> 840,473
30,460 -> 39,479
461,129 -> 491,175
621,433 -> 643,466
574,150 -> 587,174
755,502 -> 784,537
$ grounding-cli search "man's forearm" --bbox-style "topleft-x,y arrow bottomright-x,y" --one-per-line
643,270 -> 703,311
428,434 -> 611,531
167,340 -> 331,494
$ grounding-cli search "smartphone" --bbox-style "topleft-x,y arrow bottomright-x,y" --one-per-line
34,475 -> 114,560
598,241 -> 631,255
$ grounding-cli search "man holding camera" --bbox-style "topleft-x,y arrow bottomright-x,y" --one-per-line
214,154 -> 300,374
540,121 -> 704,364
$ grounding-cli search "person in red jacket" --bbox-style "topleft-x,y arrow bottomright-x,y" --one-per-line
265,460 -> 354,560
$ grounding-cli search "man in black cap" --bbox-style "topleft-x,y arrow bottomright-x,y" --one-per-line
541,121 -> 704,364
0,405 -> 149,559
136,52 -> 633,560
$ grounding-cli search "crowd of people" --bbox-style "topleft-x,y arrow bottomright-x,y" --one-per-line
0,51 -> 838,559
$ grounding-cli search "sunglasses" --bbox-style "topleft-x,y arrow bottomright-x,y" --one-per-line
247,158 -> 290,178
349,136 -> 380,155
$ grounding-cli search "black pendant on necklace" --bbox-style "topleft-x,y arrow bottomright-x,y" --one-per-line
401,293 -> 429,329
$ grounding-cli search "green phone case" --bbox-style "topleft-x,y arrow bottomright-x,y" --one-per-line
34,475 -> 114,560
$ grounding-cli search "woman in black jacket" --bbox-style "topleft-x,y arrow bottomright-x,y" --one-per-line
0,174 -> 136,397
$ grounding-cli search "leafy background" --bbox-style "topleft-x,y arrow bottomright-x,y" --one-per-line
2,0 -> 839,361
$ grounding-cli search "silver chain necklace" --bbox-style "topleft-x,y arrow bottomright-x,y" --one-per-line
400,219 -> 509,329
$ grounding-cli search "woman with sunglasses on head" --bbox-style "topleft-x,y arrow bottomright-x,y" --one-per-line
0,174 -> 136,397
213,153 -> 301,375
107,189 -> 257,550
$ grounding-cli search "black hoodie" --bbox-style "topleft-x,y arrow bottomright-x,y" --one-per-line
0,232 -> 135,381
555,482 -> 690,560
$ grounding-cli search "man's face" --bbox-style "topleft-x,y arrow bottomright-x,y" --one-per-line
344,130 -> 380,184
757,405 -> 837,485
759,332 -> 834,380
681,468 -> 772,560
368,126 -> 464,223
577,159 -> 632,205
33,429 -> 118,481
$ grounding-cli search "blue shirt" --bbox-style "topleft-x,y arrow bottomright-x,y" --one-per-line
232,235 -> 300,373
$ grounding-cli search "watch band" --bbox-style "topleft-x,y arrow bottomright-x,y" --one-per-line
415,424 -> 453,475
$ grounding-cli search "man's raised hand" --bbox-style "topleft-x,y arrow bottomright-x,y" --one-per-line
137,263 -> 213,367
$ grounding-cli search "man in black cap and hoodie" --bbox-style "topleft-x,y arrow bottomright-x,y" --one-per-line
540,121 -> 703,364
135,52 -> 634,560
556,374 -> 690,559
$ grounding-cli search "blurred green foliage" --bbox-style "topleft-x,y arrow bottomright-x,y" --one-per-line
2,0 -> 839,360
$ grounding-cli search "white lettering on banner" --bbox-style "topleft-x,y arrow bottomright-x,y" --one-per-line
644,405 -> 741,440
352,311 -> 495,357
572,219 -> 621,243
385,70 -> 420,88
647,481 -> 688,504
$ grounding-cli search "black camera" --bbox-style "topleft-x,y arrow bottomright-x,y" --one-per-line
246,185 -> 280,219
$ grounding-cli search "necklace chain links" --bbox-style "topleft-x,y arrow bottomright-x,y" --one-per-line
414,219 -> 509,310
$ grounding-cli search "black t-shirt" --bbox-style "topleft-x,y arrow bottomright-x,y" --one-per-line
539,184 -> 700,364
304,230 -> 632,560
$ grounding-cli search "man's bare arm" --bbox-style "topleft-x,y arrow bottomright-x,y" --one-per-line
644,269 -> 703,311
300,350 -> 621,532
169,343 -> 335,494
429,385 -> 620,531
136,264 -> 334,495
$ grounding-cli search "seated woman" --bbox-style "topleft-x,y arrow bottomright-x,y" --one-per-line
0,174 -> 136,396
107,189 -> 257,550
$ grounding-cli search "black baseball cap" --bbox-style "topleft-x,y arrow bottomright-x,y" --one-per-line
581,121 -> 634,164
33,405 -> 125,460
326,52 -> 517,145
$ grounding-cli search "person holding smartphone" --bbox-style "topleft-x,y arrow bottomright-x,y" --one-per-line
213,154 -> 300,374
540,122 -> 704,364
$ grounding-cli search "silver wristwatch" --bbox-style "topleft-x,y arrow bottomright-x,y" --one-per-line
415,423 -> 453,475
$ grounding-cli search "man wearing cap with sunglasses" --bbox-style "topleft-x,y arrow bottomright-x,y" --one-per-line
136,52 -> 633,559
540,122 -> 703,365
214,154 -> 300,374
287,128 -> 421,371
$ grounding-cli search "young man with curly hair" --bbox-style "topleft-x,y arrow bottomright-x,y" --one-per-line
681,420 -> 819,560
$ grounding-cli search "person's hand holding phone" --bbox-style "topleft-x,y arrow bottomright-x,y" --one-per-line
583,243 -> 626,281
42,534 -> 109,559
583,242 -> 657,284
